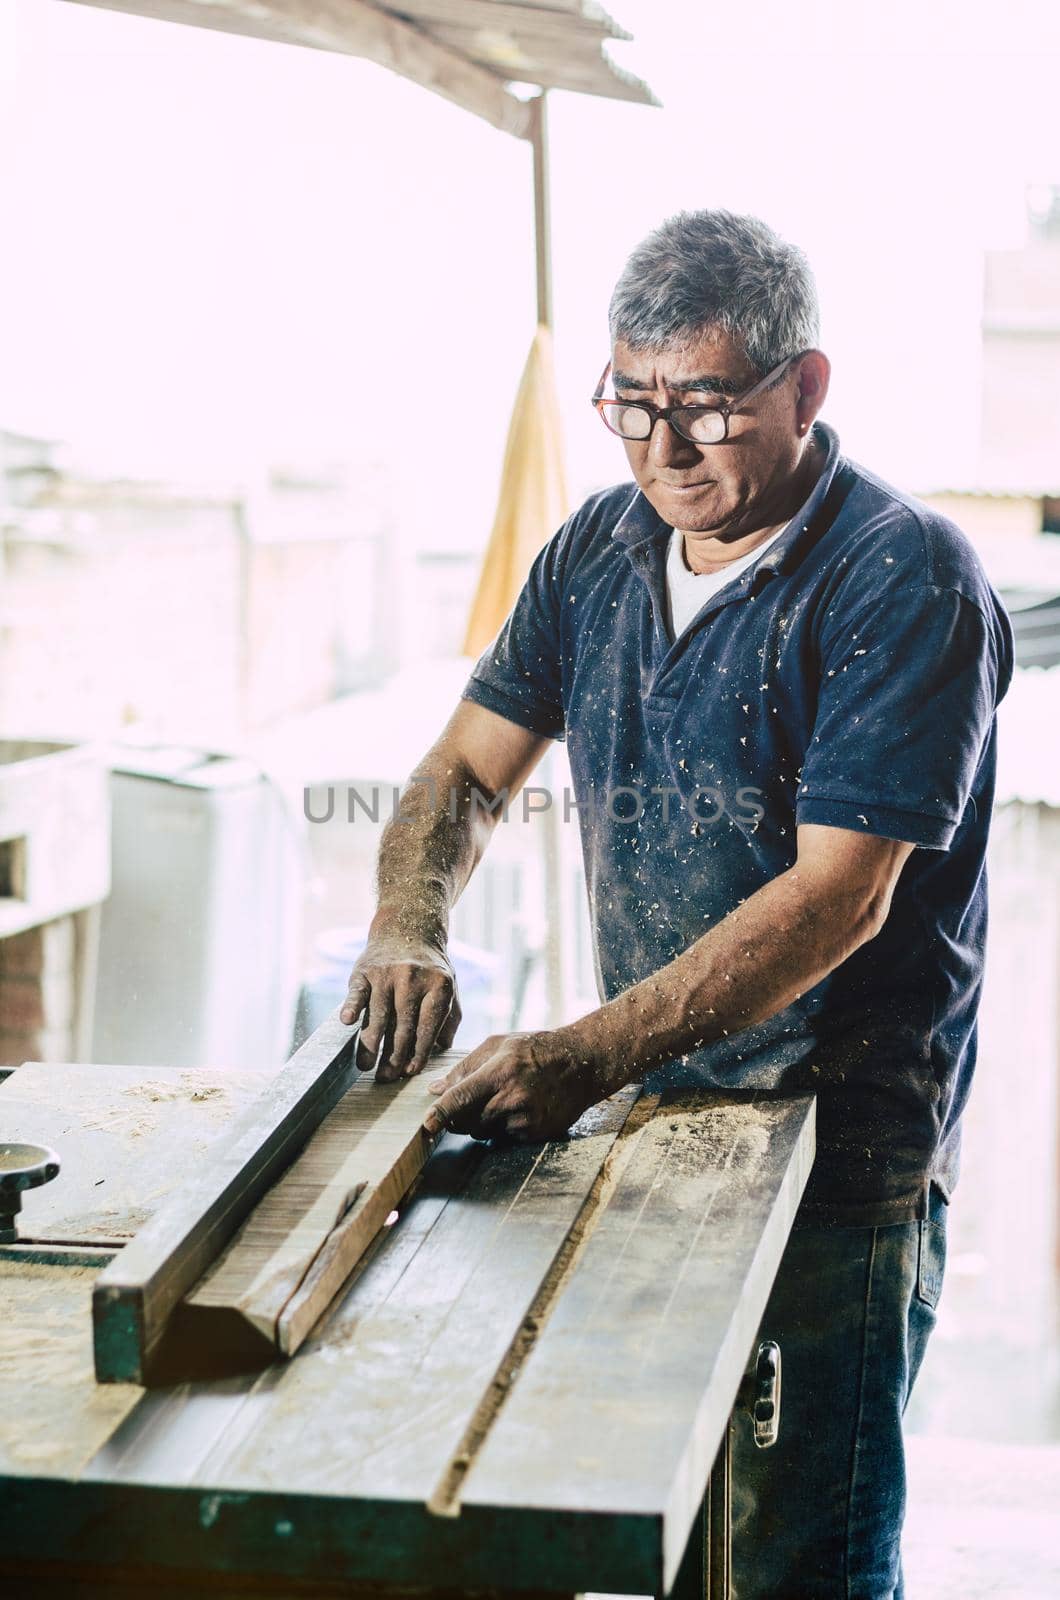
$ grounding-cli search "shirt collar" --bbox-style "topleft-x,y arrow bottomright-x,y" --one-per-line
610,421 -> 846,581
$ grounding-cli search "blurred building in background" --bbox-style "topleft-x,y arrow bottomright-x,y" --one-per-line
925,187 -> 1060,671
908,678 -> 1060,1443
0,433 -> 399,743
978,182 -> 1060,496
910,184 -> 1060,1442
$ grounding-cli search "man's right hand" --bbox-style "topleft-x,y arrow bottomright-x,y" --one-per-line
340,932 -> 462,1082
335,704 -> 548,1083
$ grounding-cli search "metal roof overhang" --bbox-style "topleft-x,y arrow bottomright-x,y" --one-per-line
61,0 -> 658,139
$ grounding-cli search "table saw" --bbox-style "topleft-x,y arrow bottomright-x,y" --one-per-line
0,1017 -> 814,1599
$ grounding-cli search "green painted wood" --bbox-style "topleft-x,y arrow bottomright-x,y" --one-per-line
0,1476 -> 659,1594
0,1569 -> 576,1600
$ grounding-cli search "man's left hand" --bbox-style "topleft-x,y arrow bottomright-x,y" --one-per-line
423,1029 -> 602,1143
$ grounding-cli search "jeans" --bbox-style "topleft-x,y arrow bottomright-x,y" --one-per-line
730,1185 -> 948,1599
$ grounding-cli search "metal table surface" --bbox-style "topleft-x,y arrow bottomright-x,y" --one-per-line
0,1060 -> 814,1599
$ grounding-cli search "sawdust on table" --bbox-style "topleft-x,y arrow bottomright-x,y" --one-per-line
17,1070 -> 274,1244
78,1069 -> 269,1145
661,1099 -> 782,1180
0,1262 -> 139,1475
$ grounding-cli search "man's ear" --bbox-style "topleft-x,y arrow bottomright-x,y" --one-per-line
795,350 -> 831,433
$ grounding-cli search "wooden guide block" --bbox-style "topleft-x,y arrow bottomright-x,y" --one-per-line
179,1059 -> 460,1365
93,1012 -> 367,1384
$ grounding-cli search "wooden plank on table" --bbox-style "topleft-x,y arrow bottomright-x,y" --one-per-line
459,1091 -> 815,1597
0,1062 -> 278,1246
91,1013 -> 363,1385
82,1130 -> 488,1489
192,1089 -> 651,1515
180,1059 -> 460,1365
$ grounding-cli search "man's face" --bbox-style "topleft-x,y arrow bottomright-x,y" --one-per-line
611,328 -> 820,540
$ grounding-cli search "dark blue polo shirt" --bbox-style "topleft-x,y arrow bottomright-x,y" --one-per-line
462,422 -> 1014,1224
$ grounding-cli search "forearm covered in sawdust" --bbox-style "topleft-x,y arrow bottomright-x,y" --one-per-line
563,854 -> 895,1097
370,751 -> 501,949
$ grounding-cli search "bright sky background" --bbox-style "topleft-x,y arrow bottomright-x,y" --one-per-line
2,0 -> 1060,545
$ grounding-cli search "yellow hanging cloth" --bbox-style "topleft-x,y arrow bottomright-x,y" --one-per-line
462,324 -> 570,658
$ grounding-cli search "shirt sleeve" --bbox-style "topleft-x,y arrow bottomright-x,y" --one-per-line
460,528 -> 567,740
796,583 -> 1002,850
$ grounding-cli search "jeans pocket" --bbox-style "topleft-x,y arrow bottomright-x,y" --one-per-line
915,1190 -> 947,1309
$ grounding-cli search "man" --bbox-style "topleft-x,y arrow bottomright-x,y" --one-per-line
340,210 -> 1013,1597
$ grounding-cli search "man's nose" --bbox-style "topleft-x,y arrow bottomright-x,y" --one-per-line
648,414 -> 697,468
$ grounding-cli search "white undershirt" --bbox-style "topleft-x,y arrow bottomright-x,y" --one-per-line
664,522 -> 789,640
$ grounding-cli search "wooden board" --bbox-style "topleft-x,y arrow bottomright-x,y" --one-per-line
185,1090 -> 649,1506
180,1059 -> 459,1365
92,1012 -> 364,1385
0,1062 -> 278,1245
460,1091 -> 816,1595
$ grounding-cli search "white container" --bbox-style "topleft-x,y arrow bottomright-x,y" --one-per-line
92,746 -> 303,1069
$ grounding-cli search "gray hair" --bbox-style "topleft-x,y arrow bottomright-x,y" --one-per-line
608,210 -> 820,375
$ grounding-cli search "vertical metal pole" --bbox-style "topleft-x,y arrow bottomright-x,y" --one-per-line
529,87 -> 566,1026
531,91 -> 553,330
706,1420 -> 733,1598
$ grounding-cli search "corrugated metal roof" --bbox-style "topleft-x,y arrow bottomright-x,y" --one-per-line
64,1 -> 657,136
951,535 -> 1060,596
1006,592 -> 1060,669
386,0 -> 657,105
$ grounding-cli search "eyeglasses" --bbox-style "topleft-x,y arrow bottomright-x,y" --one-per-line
591,352 -> 802,445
